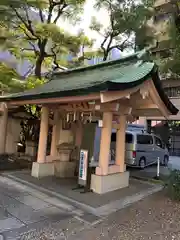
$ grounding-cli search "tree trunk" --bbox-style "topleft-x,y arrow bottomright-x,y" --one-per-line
35,39 -> 47,79
103,51 -> 109,61
35,56 -> 44,79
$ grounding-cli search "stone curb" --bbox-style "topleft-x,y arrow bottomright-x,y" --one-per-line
0,174 -> 97,215
97,184 -> 163,216
1,174 -> 163,218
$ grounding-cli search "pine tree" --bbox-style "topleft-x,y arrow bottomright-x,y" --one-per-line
90,0 -> 154,61
0,0 -> 93,79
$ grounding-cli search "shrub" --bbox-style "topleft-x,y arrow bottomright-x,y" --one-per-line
165,170 -> 180,201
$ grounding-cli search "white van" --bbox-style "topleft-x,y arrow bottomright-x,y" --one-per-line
92,125 -> 169,169
111,130 -> 169,169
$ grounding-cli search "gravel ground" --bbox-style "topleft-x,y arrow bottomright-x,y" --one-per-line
68,191 -> 180,240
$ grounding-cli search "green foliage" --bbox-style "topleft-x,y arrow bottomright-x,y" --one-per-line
0,62 -> 25,93
25,75 -> 46,90
165,170 -> 180,201
91,0 -> 155,60
0,0 -> 93,79
161,19 -> 180,76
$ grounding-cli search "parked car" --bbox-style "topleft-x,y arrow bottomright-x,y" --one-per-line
111,131 -> 169,169
92,125 -> 169,169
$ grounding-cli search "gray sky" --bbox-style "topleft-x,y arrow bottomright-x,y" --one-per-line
58,0 -> 109,49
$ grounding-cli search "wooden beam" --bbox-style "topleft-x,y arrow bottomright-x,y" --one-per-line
146,115 -> 180,121
8,93 -> 100,106
136,103 -> 158,110
132,108 -> 161,117
140,81 -> 150,99
58,102 -> 125,113
82,102 -> 89,109
100,83 -> 145,103
148,80 -> 170,118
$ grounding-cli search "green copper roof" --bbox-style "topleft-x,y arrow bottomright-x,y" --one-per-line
0,50 -> 178,115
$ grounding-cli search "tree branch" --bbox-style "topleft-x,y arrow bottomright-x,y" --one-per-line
109,34 -> 131,52
53,3 -> 67,23
103,34 -> 113,61
39,9 -> 44,22
51,46 -> 60,69
101,35 -> 108,57
108,1 -> 115,30
18,25 -> 37,41
11,6 -> 39,40
22,42 -> 40,56
23,5 -> 30,23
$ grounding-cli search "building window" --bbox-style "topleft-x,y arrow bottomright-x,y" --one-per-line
164,87 -> 180,97
154,12 -> 171,23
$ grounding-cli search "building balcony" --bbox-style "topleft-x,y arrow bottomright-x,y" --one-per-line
154,0 -> 180,23
151,40 -> 173,58
154,0 -> 180,13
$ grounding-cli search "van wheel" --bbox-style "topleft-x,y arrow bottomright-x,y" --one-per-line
164,155 -> 169,167
139,158 -> 146,169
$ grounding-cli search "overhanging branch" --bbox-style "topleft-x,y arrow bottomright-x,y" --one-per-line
53,3 -> 68,23
10,6 -> 39,40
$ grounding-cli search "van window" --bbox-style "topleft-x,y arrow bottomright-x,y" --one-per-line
126,133 -> 133,143
137,135 -> 153,145
111,133 -> 133,143
111,133 -> 116,142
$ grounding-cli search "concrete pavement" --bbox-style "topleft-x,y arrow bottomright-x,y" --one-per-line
0,172 -> 164,239
67,191 -> 180,240
0,176 -> 87,239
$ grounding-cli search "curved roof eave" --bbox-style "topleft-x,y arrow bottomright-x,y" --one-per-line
151,66 -> 178,115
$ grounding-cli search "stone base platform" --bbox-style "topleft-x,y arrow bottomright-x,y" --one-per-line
91,172 -> 129,194
31,162 -> 54,178
2,170 -> 162,217
54,161 -> 76,178
31,161 -> 76,178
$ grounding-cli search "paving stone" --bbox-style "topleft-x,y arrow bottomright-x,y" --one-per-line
0,207 -> 9,220
71,209 -> 84,216
15,195 -> 52,210
18,211 -> 48,225
3,216 -> 85,240
0,235 -> 4,240
0,218 -> 24,232
0,194 -> 18,208
45,197 -> 74,211
77,213 -> 101,224
39,206 -> 66,215
37,206 -> 72,223
5,189 -> 30,198
9,207 -> 47,224
5,201 -> 47,224
28,190 -> 49,199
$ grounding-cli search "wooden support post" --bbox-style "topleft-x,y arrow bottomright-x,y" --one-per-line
116,115 -> 126,172
37,106 -> 49,163
0,103 -> 8,154
96,112 -> 113,175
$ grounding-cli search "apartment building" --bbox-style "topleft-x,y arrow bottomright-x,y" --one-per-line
144,0 -> 180,155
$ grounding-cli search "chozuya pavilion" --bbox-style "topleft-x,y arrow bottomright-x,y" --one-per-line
0,50 -> 178,194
